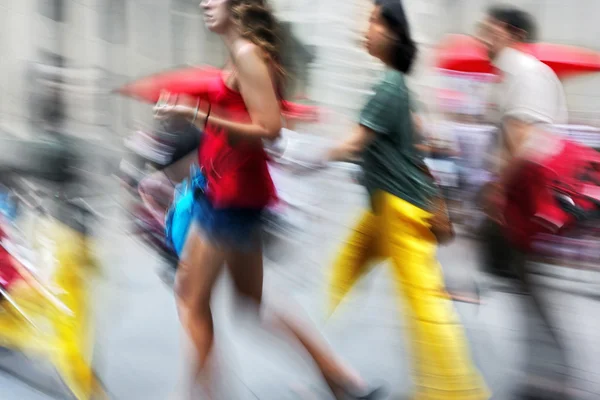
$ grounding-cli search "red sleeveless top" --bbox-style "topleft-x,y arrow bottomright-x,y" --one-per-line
198,75 -> 277,209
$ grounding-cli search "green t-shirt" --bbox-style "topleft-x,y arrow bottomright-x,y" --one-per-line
359,69 -> 437,211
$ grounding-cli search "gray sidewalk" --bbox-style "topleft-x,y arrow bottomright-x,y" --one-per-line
84,231 -> 600,400
2,174 -> 600,400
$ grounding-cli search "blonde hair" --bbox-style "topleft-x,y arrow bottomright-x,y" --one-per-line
229,0 -> 285,94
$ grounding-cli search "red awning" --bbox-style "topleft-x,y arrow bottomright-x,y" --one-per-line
437,34 -> 600,79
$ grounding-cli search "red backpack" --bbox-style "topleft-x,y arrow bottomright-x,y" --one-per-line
504,137 -> 600,251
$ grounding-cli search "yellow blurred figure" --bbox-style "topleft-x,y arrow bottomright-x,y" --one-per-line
324,2 -> 490,398
0,216 -> 105,399
329,192 -> 489,400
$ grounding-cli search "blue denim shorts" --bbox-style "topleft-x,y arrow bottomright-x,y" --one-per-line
165,166 -> 263,257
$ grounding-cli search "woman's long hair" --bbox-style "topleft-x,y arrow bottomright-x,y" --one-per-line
376,0 -> 417,74
228,0 -> 285,95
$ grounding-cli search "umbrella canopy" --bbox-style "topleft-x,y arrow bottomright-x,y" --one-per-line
115,66 -> 222,104
437,35 -> 493,74
115,66 -> 320,122
518,43 -> 600,79
437,34 -> 600,79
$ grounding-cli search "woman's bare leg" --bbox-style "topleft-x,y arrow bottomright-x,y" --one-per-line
176,224 -> 226,398
226,238 -> 367,398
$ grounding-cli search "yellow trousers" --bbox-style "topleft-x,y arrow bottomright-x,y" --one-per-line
329,192 -> 490,400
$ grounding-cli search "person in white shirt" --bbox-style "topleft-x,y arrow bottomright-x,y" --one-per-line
477,6 -> 573,400
480,8 -> 568,177
492,47 -> 567,126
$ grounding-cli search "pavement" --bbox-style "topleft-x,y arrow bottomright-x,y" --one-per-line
1,160 -> 600,400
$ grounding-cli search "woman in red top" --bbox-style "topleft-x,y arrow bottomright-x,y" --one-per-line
153,1 -> 380,398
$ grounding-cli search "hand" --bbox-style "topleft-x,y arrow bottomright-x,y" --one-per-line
153,91 -> 194,120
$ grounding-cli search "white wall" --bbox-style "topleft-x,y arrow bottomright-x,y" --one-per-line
2,0 -> 600,136
0,0 -> 37,125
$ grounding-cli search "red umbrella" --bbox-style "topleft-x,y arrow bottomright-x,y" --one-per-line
437,35 -> 493,74
115,66 -> 320,122
116,66 -> 221,103
516,43 -> 600,79
437,34 -> 600,79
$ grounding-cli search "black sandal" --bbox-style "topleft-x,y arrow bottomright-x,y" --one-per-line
326,378 -> 389,400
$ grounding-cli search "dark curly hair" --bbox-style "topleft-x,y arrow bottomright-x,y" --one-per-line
228,0 -> 285,92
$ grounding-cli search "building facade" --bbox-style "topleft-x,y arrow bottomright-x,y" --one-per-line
1,0 -> 600,141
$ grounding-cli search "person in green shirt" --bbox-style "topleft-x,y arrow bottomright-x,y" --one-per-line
325,1 -> 490,399
359,68 -> 438,210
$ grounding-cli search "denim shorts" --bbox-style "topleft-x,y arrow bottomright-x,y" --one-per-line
165,166 -> 263,257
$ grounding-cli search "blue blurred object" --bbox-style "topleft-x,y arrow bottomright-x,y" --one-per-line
0,187 -> 17,223
164,169 -> 200,257
165,166 -> 263,257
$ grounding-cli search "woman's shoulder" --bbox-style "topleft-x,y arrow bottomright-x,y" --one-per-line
382,69 -> 406,87
232,41 -> 265,64
377,69 -> 408,98
231,41 -> 274,83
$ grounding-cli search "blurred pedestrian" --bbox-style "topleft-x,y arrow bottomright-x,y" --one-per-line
153,0 -> 379,398
477,5 -> 571,399
324,1 -> 490,399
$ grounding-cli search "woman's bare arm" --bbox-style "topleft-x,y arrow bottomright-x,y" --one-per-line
158,45 -> 282,141
192,45 -> 282,141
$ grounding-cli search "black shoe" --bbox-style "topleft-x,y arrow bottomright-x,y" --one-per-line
328,379 -> 388,400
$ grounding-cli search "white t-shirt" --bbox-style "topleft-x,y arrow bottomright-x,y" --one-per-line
494,47 -> 568,126
490,47 -> 568,170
